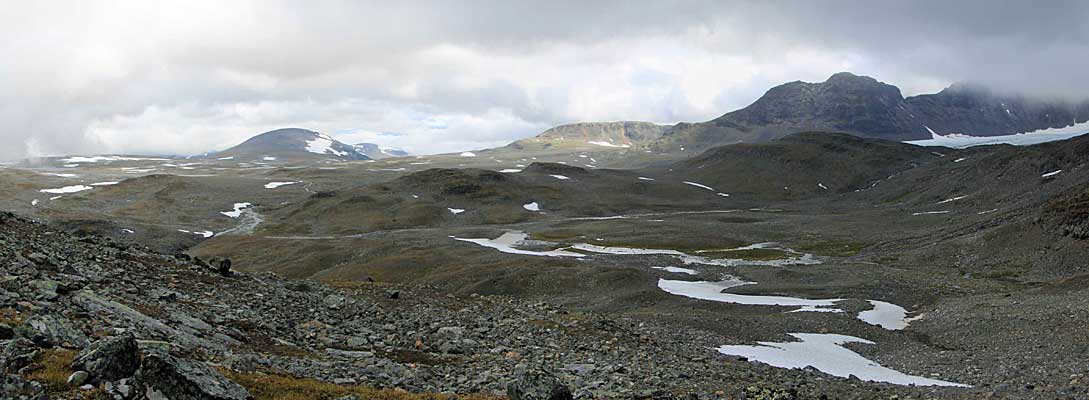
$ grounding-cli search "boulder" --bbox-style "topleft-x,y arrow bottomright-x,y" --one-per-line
20,315 -> 89,348
507,368 -> 573,400
135,351 -> 252,400
71,333 -> 140,383
1,373 -> 46,400
0,338 -> 40,374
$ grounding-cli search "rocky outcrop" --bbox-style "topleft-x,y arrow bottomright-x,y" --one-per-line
135,351 -> 251,400
507,368 -> 573,400
71,333 -> 140,384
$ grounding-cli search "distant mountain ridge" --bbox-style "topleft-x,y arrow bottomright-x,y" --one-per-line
505,121 -> 668,151
214,128 -> 370,161
353,143 -> 410,159
651,72 -> 1089,152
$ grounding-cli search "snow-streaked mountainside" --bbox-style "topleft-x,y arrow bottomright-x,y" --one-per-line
353,142 -> 410,159
213,128 -> 370,161
646,72 -> 1089,153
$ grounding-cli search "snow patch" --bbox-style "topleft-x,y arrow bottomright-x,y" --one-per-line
460,152 -> 477,157
453,231 -> 584,258
588,140 -> 630,148
264,182 -> 299,189
718,333 -> 968,387
523,202 -> 540,211
221,202 -> 252,218
856,300 -> 913,330
683,181 -> 714,191
907,120 -> 1089,149
40,185 -> 92,194
1041,170 -> 1062,178
549,175 -> 570,180
652,266 -> 699,275
305,134 -> 348,157
90,182 -> 119,186
448,208 -> 466,214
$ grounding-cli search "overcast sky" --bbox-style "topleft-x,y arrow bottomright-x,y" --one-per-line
2,1 -> 1087,160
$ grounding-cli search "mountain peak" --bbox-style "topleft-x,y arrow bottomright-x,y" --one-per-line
215,128 -> 370,161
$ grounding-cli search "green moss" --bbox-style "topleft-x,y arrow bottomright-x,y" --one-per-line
700,248 -> 791,261
794,241 -> 869,257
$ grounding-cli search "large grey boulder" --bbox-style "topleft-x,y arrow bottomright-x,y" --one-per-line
135,351 -> 252,400
20,314 -> 89,348
71,332 -> 140,383
507,368 -> 573,400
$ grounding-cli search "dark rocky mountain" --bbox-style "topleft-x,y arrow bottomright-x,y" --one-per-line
652,72 -> 1089,153
214,128 -> 370,161
352,142 -> 410,159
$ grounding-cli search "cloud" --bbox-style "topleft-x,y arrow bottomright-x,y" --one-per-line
1,0 -> 1087,160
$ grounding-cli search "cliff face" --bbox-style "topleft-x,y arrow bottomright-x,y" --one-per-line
655,73 -> 1089,152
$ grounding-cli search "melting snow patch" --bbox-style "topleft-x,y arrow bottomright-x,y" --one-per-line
818,183 -> 828,190
217,156 -> 235,160
221,202 -> 252,218
937,195 -> 967,204
907,120 -> 1089,149
523,202 -> 540,211
1041,170 -> 1062,178
953,158 -> 967,163
856,300 -> 913,330
683,181 -> 714,191
90,182 -> 119,186
549,175 -> 570,180
652,266 -> 699,275
45,173 -> 78,178
717,333 -> 969,387
460,152 -> 477,157
448,208 -> 466,214
31,199 -> 39,206
452,231 -> 584,257
637,177 -> 655,181
305,134 -> 348,157
977,208 -> 999,215
177,229 -> 214,238
717,193 -> 730,197
40,185 -> 92,194
499,169 -> 523,173
265,182 -> 299,189
658,279 -> 843,311
121,229 -> 134,234
912,211 -> 950,216
262,157 -> 277,161
588,141 -> 630,148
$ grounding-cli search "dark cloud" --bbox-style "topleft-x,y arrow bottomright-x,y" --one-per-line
0,0 -> 1086,160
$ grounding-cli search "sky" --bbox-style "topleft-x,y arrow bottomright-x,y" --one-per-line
2,1 -> 1087,160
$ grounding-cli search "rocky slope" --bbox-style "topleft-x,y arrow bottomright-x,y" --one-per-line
213,129 -> 370,161
5,210 -> 967,400
651,72 -> 1089,153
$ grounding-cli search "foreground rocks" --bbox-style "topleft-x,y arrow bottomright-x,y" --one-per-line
0,210 -> 985,399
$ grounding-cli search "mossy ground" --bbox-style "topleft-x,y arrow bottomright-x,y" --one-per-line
224,370 -> 504,400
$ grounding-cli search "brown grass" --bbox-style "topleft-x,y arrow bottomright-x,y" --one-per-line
0,308 -> 28,324
224,370 -> 505,400
25,349 -> 109,399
